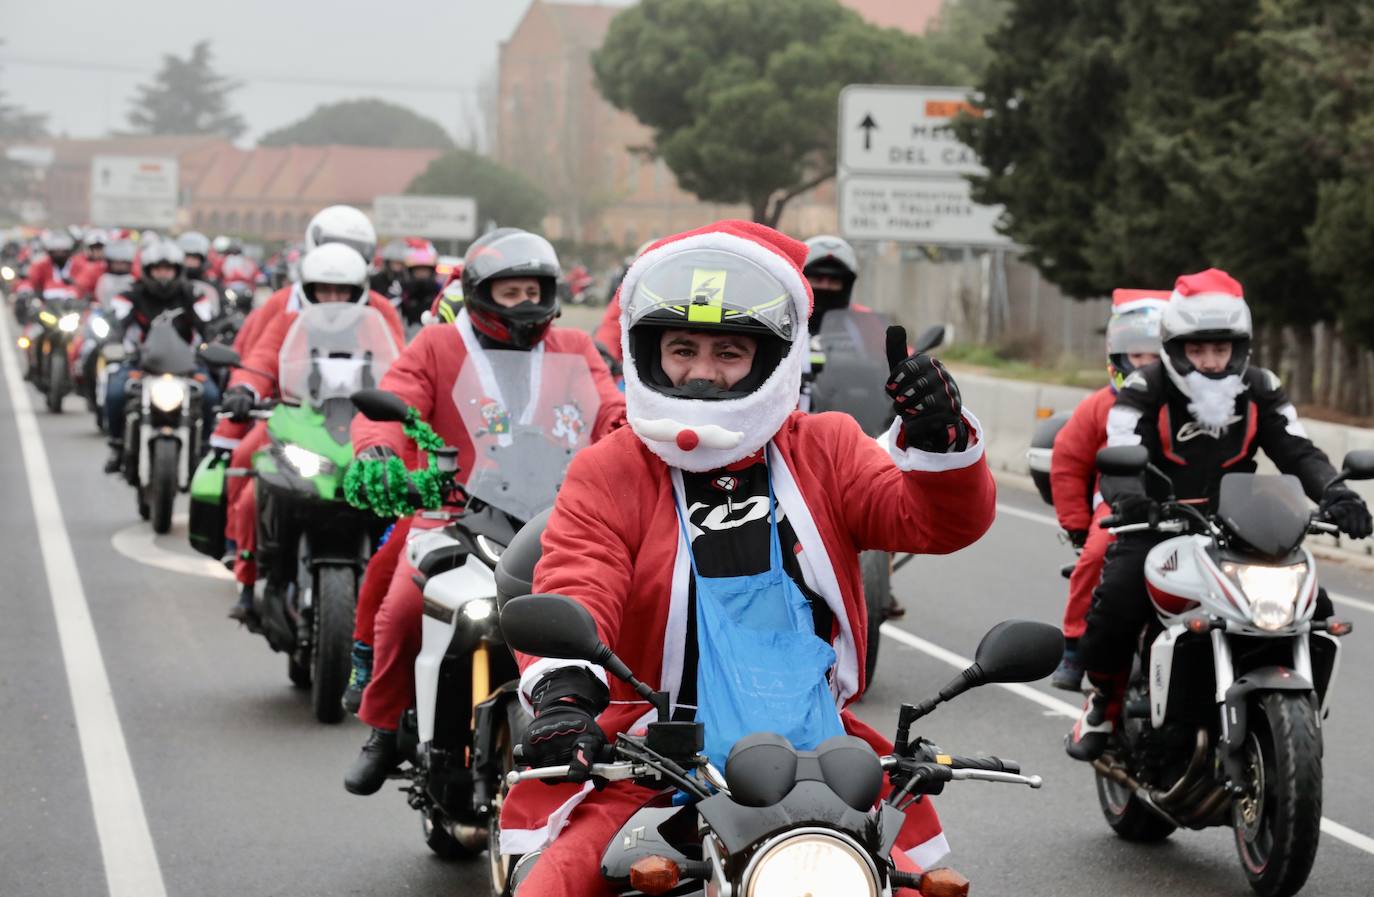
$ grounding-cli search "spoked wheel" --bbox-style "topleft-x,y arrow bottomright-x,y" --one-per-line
1233,692 -> 1322,897
488,702 -> 526,896
310,565 -> 356,724
860,550 -> 891,688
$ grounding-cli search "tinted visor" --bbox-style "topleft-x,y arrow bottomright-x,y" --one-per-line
627,248 -> 796,341
465,232 -> 560,284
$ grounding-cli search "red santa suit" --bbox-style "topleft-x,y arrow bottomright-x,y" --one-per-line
225,289 -> 403,585
19,254 -> 75,296
1050,386 -> 1116,639
499,220 -> 995,896
352,312 -> 626,729
71,256 -> 107,299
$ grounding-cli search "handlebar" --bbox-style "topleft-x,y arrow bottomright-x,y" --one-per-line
945,754 -> 1021,775
505,761 -> 647,786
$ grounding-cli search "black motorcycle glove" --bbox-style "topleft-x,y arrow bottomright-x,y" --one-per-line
1065,529 -> 1089,550
1111,492 -> 1158,526
1321,487 -> 1373,540
884,326 -> 968,453
520,666 -> 610,784
221,386 -> 256,423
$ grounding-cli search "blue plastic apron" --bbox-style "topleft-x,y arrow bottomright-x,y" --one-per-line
675,464 -> 845,770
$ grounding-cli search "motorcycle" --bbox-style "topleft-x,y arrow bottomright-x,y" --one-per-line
22,286 -> 86,413
803,309 -> 946,685
114,309 -> 208,533
498,593 -> 1062,897
196,302 -> 401,723
1086,444 -> 1370,897
348,344 -> 604,884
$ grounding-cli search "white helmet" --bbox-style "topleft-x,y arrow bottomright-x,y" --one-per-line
304,205 -> 377,263
299,243 -> 368,304
1160,268 -> 1252,396
140,239 -> 185,270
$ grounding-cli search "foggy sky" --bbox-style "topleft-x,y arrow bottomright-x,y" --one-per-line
1,0 -> 633,148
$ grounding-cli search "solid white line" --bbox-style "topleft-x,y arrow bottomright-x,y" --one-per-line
0,312 -> 167,897
111,515 -> 234,582
878,620 -> 1374,857
996,500 -> 1374,616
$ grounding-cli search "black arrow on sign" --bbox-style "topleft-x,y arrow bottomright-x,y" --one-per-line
858,113 -> 878,150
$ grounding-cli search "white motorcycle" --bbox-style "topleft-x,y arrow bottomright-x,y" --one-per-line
1088,444 -> 1372,897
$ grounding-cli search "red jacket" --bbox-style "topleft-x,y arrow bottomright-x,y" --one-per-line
351,320 -> 626,476
1050,385 -> 1115,533
19,255 -> 75,297
501,410 -> 995,861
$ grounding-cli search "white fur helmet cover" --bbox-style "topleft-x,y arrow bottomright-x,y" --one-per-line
619,220 -> 813,472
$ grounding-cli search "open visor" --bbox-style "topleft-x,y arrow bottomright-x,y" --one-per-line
627,247 -> 797,341
278,304 -> 400,405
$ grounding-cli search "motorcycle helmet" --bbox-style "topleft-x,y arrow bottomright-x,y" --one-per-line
380,238 -> 408,265
299,243 -> 368,304
619,220 -> 811,472
139,239 -> 186,300
41,230 -> 76,267
105,239 -> 136,274
83,228 -> 108,249
1105,289 -> 1168,391
1160,268 -> 1252,397
403,239 -> 438,271
802,235 -> 858,333
177,231 -> 211,278
304,205 -> 377,263
460,228 -> 560,348
212,235 -> 232,254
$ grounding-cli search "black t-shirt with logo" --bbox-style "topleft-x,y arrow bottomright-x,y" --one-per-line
674,455 -> 834,716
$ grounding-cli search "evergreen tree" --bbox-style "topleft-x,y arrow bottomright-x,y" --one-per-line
127,41 -> 245,139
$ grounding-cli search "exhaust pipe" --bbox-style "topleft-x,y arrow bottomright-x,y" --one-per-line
1094,727 -> 1232,830
445,819 -> 488,852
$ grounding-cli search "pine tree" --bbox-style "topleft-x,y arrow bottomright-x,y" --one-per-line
127,41 -> 245,139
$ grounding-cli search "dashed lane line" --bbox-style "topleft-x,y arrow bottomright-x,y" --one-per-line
0,312 -> 168,897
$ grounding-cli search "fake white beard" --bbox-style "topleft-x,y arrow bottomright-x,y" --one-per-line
1185,371 -> 1246,429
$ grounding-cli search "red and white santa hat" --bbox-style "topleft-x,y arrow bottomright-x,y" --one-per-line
1161,268 -> 1251,343
1111,288 -> 1170,314
617,220 -> 813,472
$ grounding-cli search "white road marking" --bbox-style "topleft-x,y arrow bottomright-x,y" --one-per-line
111,514 -> 235,582
996,500 -> 1374,616
0,313 -> 168,897
879,620 -> 1374,857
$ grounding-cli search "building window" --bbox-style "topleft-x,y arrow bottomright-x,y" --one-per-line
242,211 -> 257,236
208,210 -> 222,232
262,211 -> 276,237
225,210 -> 240,233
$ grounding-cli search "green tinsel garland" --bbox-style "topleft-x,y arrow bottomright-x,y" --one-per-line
341,408 -> 453,518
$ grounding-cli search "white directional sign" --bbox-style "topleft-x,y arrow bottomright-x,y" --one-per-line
373,195 -> 477,241
839,85 -> 984,177
89,155 -> 179,228
839,174 -> 1008,246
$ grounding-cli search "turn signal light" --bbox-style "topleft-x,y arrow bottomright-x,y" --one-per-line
628,856 -> 680,896
921,867 -> 971,897
1035,406 -> 1054,419
1327,619 -> 1353,637
1184,613 -> 1214,634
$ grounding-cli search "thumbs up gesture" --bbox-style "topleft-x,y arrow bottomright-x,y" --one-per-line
884,325 -> 969,453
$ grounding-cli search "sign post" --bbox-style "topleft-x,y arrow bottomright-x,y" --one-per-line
836,85 -> 1010,247
89,155 -> 179,228
372,195 -> 477,241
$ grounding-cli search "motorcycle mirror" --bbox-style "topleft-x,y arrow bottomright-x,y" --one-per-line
197,343 -> 240,368
913,324 -> 946,354
1339,449 -> 1374,482
350,388 -> 410,423
501,594 -> 604,662
1096,445 -> 1149,477
972,620 -> 1064,684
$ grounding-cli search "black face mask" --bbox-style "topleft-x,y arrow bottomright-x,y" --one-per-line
406,276 -> 439,303
808,289 -> 850,334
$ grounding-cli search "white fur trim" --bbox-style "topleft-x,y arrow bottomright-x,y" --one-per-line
619,229 -> 808,472
1279,403 -> 1307,439
885,411 -> 986,472
208,434 -> 241,450
498,781 -> 595,855
517,658 -> 609,716
1106,406 -> 1143,447
663,469 -> 694,713
904,831 -> 951,870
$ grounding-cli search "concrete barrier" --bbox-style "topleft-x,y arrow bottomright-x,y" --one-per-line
957,368 -> 1374,562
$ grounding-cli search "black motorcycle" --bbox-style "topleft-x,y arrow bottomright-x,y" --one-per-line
498,593 -> 1062,897
23,286 -> 87,413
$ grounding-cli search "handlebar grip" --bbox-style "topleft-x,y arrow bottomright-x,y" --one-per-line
1098,515 -> 1120,529
947,754 -> 1020,775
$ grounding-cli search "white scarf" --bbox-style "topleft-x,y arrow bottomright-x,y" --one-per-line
1185,371 -> 1246,429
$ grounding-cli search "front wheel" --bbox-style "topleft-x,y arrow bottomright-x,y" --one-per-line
149,440 -> 177,534
860,551 -> 891,688
1234,692 -> 1323,897
488,700 -> 527,895
310,565 -> 357,724
46,351 -> 65,413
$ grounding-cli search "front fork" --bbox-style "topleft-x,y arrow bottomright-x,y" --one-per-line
1212,629 -> 1317,788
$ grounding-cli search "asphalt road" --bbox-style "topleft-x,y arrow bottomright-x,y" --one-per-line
2,304 -> 1372,897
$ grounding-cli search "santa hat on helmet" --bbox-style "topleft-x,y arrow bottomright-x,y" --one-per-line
1111,288 -> 1170,313
1160,267 -> 1253,399
619,220 -> 813,472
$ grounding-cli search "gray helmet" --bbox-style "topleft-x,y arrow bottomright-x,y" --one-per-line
177,231 -> 211,257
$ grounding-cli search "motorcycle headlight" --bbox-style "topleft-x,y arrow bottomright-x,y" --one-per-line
59,313 -> 81,333
474,534 -> 504,566
744,831 -> 878,897
2,266 -> 14,280
148,376 -> 187,413
90,316 -> 110,339
461,598 -> 494,622
281,443 -> 334,478
1225,562 -> 1306,631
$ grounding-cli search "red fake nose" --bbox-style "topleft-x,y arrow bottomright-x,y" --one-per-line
675,429 -> 700,451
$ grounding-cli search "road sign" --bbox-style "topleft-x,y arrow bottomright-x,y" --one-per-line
373,195 -> 477,241
89,155 -> 178,228
838,85 -> 984,177
838,174 -> 1011,247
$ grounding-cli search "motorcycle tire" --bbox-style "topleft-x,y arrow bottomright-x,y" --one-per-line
149,440 -> 177,534
310,565 -> 356,725
488,700 -> 527,895
423,807 -> 479,861
1233,692 -> 1322,897
287,654 -> 311,689
860,550 -> 891,688
46,352 -> 65,413
1094,766 -> 1176,842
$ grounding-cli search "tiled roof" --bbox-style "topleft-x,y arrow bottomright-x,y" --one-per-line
840,0 -> 944,34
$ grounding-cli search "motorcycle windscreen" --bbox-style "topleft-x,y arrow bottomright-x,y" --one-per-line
1217,473 -> 1310,558
141,313 -> 198,375
453,349 -> 601,522
808,309 -> 895,436
277,303 -> 400,406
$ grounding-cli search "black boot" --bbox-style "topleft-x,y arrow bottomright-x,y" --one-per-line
345,728 -> 400,795
103,442 -> 124,474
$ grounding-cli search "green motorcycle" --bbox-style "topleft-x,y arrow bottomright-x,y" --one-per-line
190,302 -> 401,723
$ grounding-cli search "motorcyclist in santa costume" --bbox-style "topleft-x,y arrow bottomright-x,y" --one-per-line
212,205 -> 387,571
498,220 -> 996,896
1066,268 -> 1373,761
341,229 -> 627,790
1047,289 -> 1166,690
219,243 -> 404,621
